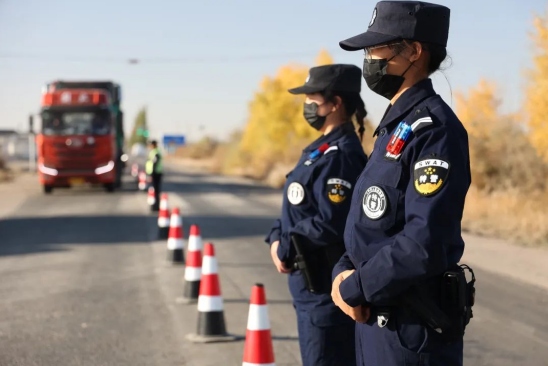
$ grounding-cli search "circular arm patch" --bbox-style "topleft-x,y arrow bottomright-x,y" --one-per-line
287,182 -> 305,205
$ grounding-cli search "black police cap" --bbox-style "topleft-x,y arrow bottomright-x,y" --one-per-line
288,64 -> 362,95
340,1 -> 450,51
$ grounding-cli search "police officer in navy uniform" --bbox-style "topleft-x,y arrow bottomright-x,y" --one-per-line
265,64 -> 368,366
330,2 -> 471,366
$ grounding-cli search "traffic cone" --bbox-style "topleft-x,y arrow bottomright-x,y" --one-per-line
187,243 -> 236,343
242,284 -> 275,366
131,163 -> 139,178
147,186 -> 156,208
179,225 -> 203,303
167,207 -> 185,264
157,193 -> 170,239
138,171 -> 147,191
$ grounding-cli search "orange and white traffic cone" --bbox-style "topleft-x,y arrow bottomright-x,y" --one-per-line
138,171 -> 147,191
242,284 -> 275,366
167,207 -> 185,264
147,186 -> 156,208
180,225 -> 203,303
187,243 -> 236,343
157,193 -> 170,239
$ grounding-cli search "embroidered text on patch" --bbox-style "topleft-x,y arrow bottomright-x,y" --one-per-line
327,178 -> 351,204
413,158 -> 450,196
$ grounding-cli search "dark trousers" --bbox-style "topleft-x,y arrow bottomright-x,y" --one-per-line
289,272 -> 356,366
151,173 -> 162,209
355,307 -> 463,366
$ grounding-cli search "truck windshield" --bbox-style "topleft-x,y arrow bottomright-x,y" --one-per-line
42,110 -> 111,136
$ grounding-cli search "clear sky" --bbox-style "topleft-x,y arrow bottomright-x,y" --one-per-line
0,0 -> 545,141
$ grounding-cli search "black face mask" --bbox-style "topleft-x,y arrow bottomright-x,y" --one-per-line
303,102 -> 329,130
362,56 -> 414,100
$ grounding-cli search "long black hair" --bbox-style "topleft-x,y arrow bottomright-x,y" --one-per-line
323,90 -> 368,141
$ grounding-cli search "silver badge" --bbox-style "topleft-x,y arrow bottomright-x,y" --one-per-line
287,182 -> 305,205
369,8 -> 377,28
362,185 -> 387,219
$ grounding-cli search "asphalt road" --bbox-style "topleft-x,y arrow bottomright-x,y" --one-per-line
0,164 -> 546,366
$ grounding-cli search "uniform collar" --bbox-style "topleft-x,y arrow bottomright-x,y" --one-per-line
305,121 -> 354,152
374,78 -> 436,136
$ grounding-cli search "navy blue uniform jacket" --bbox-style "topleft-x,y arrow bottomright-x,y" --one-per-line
334,79 -> 471,307
266,122 -> 368,270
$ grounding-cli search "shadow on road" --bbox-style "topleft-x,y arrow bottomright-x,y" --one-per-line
0,215 -> 152,257
181,215 -> 277,240
0,213 -> 277,258
165,181 -> 279,195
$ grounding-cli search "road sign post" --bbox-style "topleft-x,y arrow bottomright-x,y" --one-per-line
163,135 -> 186,154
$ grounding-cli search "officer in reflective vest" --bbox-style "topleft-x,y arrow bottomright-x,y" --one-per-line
146,140 -> 163,211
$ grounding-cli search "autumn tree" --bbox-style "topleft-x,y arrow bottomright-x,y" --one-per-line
128,107 -> 149,147
456,80 -> 548,192
238,50 -> 336,178
525,12 -> 548,162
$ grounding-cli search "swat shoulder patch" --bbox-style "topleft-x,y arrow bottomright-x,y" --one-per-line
327,178 -> 351,204
410,107 -> 434,134
413,157 -> 450,196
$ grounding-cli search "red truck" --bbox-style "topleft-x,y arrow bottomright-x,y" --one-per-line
37,81 -> 125,194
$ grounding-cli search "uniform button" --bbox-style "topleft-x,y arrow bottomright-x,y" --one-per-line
380,128 -> 387,136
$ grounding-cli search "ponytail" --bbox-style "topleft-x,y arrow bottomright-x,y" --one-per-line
323,90 -> 368,141
353,94 -> 367,142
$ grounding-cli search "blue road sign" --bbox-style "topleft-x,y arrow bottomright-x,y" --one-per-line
163,135 -> 186,146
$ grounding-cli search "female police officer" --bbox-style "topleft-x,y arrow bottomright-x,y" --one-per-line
331,2 -> 471,366
265,64 -> 368,366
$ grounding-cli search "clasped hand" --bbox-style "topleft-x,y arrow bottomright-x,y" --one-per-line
331,270 -> 370,323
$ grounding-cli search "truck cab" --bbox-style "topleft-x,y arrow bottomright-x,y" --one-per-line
37,88 -> 120,193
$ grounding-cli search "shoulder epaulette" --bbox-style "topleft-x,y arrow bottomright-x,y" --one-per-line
410,107 -> 434,134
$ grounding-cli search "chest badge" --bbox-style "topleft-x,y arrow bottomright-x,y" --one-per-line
362,186 -> 387,220
413,157 -> 450,196
287,182 -> 305,205
385,121 -> 412,161
304,143 -> 330,166
327,178 -> 352,204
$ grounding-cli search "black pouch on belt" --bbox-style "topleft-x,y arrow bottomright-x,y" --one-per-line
440,264 -> 476,342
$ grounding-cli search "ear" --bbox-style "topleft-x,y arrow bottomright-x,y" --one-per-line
331,96 -> 343,112
409,42 -> 423,63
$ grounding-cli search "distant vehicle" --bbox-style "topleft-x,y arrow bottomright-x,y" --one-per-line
36,81 -> 125,194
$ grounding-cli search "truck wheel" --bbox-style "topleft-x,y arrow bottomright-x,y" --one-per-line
104,183 -> 115,193
44,185 -> 53,194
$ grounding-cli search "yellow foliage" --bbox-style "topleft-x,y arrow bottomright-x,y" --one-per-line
526,13 -> 548,162
315,48 -> 334,66
456,79 -> 548,192
455,79 -> 499,139
238,50 -> 337,178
